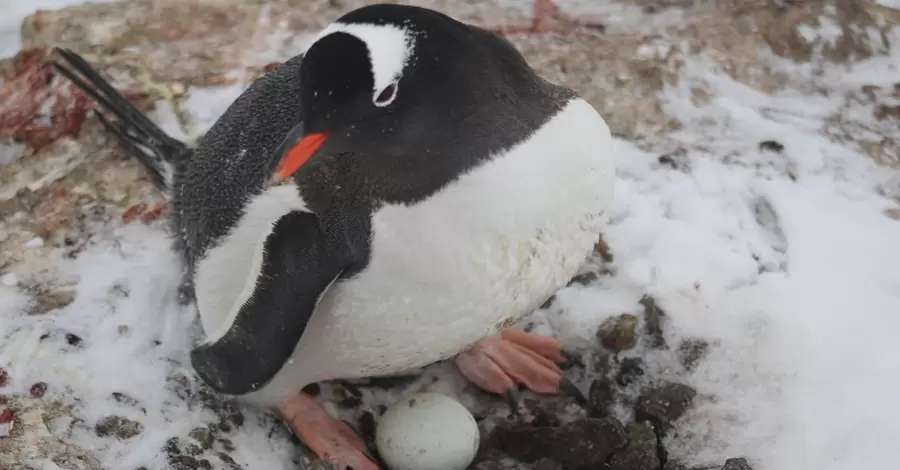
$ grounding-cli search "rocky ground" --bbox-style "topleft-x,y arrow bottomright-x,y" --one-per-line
1,0 -> 900,469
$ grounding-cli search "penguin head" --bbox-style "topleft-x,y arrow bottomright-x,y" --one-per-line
268,4 -> 553,202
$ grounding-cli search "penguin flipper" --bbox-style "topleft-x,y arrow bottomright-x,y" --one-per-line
190,211 -> 352,396
51,47 -> 189,191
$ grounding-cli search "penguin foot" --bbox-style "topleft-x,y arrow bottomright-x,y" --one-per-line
491,0 -> 601,38
455,329 -> 584,411
279,393 -> 379,470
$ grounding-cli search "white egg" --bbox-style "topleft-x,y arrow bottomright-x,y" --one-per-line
376,392 -> 480,470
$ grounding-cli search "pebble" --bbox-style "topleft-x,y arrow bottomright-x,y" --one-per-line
29,382 -> 47,397
615,357 -> 645,386
678,339 -> 710,371
188,426 -> 215,450
588,377 -> 615,417
597,314 -> 638,351
606,421 -> 661,470
111,392 -> 140,407
635,381 -> 697,430
722,457 -> 754,470
95,416 -> 143,439
65,333 -> 83,346
639,295 -> 668,349
169,455 -> 213,470
569,271 -> 598,286
475,459 -> 562,470
758,140 -> 785,153
490,417 -> 628,468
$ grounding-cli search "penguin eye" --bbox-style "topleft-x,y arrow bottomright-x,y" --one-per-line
374,82 -> 398,106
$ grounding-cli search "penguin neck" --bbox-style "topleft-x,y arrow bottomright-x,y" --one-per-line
193,183 -> 310,341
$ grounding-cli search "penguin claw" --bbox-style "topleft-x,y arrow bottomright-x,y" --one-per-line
559,349 -> 584,368
506,387 -> 522,416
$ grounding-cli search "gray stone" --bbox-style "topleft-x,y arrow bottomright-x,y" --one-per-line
95,415 -> 143,439
607,421 -> 661,470
636,381 -> 697,430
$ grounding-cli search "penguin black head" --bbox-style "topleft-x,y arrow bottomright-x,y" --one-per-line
268,4 -> 567,203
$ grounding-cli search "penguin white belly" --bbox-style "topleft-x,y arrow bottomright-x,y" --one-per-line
247,98 -> 615,406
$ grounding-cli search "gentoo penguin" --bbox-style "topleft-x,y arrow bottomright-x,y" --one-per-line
53,3 -> 615,468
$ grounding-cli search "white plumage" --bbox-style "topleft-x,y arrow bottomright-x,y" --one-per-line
194,97 -> 615,407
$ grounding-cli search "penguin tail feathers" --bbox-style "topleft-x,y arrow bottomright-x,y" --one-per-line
51,47 -> 189,193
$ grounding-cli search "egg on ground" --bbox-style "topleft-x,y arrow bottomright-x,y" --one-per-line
375,392 -> 481,470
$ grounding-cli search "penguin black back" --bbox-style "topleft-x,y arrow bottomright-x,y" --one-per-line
173,55 -> 307,271
54,3 -> 578,275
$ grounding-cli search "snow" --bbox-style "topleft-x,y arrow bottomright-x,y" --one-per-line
2,1 -> 900,470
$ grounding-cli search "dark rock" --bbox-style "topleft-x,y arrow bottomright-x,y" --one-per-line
490,417 -> 627,468
29,382 -> 47,397
95,416 -> 143,439
657,148 -> 690,171
569,271 -> 598,287
217,437 -> 236,452
723,458 -> 753,470
184,443 -> 203,456
607,422 -> 661,470
65,333 -> 82,346
590,351 -> 612,376
636,382 -> 697,430
216,400 -> 244,433
189,426 -> 215,450
597,314 -> 638,351
875,104 -> 900,121
758,140 -> 784,153
678,339 -> 710,371
663,463 -> 717,470
164,437 -> 182,455
639,295 -> 668,349
358,410 -> 377,447
0,368 -> 8,387
615,357 -> 645,386
588,377 -> 615,417
166,374 -> 193,401
530,459 -> 563,470
302,383 -> 320,396
169,455 -> 213,470
474,459 -> 562,470
111,392 -> 140,407
594,233 -> 614,262
540,295 -> 556,309
336,382 -> 363,409
216,452 -> 243,470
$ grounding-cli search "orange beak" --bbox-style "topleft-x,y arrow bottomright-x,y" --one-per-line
267,131 -> 329,186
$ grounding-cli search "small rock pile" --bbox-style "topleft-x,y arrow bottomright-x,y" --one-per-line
461,268 -> 748,470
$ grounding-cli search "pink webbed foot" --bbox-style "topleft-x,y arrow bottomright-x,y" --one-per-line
279,393 -> 378,470
490,0 -> 601,38
455,329 -> 585,413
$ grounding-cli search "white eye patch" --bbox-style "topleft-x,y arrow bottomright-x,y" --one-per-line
310,21 -> 415,107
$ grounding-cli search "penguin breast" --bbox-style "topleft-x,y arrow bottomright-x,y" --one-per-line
284,97 -> 616,384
